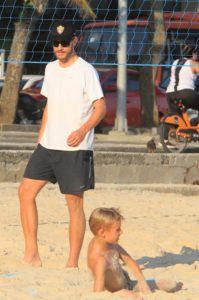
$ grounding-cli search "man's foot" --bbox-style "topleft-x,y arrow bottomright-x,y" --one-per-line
156,278 -> 183,293
65,257 -> 79,268
24,256 -> 42,267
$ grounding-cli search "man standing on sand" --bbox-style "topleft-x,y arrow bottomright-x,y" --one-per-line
18,21 -> 106,268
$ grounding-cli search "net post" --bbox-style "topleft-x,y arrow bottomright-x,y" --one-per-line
0,50 -> 5,78
113,0 -> 128,133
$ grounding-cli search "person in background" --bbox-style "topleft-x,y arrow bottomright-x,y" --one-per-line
18,20 -> 106,268
166,41 -> 199,115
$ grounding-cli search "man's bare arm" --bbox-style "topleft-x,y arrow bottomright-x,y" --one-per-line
67,97 -> 106,147
36,104 -> 48,145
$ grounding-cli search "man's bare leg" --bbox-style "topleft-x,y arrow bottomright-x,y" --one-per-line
65,193 -> 86,268
18,178 -> 47,267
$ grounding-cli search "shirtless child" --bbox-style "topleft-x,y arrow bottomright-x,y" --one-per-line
87,207 -> 182,299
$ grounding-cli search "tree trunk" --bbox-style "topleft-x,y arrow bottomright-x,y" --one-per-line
139,66 -> 154,127
151,10 -> 166,125
0,22 -> 31,123
0,0 -> 47,124
139,1 -> 166,127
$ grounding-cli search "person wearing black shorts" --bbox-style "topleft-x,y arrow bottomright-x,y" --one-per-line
18,21 -> 106,267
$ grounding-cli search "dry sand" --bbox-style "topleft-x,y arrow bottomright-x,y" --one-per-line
1,182 -> 199,300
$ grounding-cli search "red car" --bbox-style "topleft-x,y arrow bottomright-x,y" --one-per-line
98,68 -> 168,129
18,69 -> 168,127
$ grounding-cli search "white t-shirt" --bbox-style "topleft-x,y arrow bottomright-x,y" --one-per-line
40,57 -> 104,151
166,59 -> 197,93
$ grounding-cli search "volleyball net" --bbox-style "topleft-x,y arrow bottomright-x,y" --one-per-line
0,0 -> 199,71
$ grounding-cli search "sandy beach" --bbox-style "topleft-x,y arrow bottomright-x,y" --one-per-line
1,182 -> 199,300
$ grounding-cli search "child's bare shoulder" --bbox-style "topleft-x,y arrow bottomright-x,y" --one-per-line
88,253 -> 108,275
88,238 -> 101,256
88,239 -> 106,265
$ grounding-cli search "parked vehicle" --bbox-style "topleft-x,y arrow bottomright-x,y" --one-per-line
0,77 -> 28,93
15,69 -> 168,129
160,99 -> 199,153
77,12 -> 199,69
15,77 -> 46,124
0,75 -> 45,124
98,68 -> 168,130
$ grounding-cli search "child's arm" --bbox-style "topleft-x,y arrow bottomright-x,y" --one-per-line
92,256 -> 107,292
91,254 -> 143,299
117,245 -> 151,293
92,257 -> 143,299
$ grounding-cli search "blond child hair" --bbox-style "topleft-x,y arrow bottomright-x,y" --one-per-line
89,207 -> 124,235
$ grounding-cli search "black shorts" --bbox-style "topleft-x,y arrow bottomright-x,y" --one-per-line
167,89 -> 199,114
24,144 -> 95,194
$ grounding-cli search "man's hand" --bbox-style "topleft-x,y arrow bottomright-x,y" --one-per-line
67,128 -> 86,147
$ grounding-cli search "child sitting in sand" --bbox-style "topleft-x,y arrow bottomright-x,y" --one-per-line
87,207 -> 182,299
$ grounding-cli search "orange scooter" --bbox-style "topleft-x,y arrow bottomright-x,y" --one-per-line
160,99 -> 199,153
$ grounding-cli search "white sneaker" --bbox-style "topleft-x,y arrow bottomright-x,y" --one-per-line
159,140 -> 176,148
164,140 -> 176,148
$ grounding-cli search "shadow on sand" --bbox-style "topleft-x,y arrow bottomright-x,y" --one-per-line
137,246 -> 199,269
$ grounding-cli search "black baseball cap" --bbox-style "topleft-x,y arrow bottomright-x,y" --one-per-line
51,21 -> 76,42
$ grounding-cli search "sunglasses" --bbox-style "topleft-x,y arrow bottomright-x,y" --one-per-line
52,40 -> 71,47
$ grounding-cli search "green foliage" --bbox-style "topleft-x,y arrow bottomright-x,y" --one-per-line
19,0 -> 34,22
